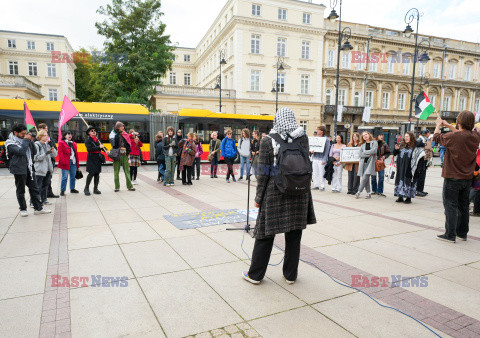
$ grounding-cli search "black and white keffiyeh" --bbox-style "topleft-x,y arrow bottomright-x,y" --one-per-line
4,132 -> 33,178
269,107 -> 305,164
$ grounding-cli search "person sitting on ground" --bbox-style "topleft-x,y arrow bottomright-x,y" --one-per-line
242,107 -> 316,285
433,111 -> 480,242
5,124 -> 51,217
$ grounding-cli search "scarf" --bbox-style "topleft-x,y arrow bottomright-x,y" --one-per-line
5,132 -> 33,178
269,107 -> 305,165
179,139 -> 193,170
109,129 -> 131,146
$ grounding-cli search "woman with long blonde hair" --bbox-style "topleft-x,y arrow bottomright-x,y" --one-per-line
355,131 -> 378,199
345,132 -> 361,194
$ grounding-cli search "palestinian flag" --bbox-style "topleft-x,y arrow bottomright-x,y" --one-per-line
415,92 -> 435,120
24,102 -> 36,132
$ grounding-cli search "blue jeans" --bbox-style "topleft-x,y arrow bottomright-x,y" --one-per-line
371,169 -> 385,194
61,161 -> 76,191
158,163 -> 165,179
239,156 -> 250,178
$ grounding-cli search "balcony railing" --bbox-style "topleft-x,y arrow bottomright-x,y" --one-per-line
0,75 -> 42,96
155,85 -> 236,99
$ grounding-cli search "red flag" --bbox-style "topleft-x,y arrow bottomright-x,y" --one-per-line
24,102 -> 36,132
58,95 -> 79,141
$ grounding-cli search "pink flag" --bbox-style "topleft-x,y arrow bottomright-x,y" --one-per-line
58,95 -> 79,141
24,102 -> 36,132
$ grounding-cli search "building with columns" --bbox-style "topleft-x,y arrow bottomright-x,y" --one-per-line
151,0 -> 480,142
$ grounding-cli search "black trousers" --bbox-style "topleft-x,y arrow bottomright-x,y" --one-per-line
225,157 -> 235,180
193,158 -> 201,178
248,230 -> 303,282
34,174 -> 49,203
15,173 -> 43,211
347,165 -> 360,194
176,155 -> 182,178
129,166 -> 138,181
415,159 -> 427,192
182,165 -> 193,184
443,178 -> 470,239
470,188 -> 480,214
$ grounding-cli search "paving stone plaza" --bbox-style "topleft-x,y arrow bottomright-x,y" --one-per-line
0,164 -> 479,337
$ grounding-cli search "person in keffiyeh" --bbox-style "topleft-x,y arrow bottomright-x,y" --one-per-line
242,107 -> 316,285
5,123 -> 51,216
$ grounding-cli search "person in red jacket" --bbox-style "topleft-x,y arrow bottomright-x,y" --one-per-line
58,131 -> 80,195
128,129 -> 143,185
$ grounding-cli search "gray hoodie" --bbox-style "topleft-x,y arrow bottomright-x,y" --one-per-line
238,137 -> 251,157
34,141 -> 57,176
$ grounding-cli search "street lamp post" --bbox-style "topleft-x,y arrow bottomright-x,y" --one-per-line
403,8 -> 430,131
214,49 -> 227,112
327,0 -> 353,137
271,56 -> 284,113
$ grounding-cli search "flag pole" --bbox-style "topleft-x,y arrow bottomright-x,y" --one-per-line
78,113 -> 107,151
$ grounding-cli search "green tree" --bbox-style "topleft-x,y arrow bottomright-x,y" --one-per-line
95,0 -> 175,106
74,47 -> 102,102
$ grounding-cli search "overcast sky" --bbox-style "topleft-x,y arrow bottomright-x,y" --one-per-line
2,0 -> 480,51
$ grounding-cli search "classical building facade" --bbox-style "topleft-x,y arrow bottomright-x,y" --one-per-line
151,0 -> 480,140
322,20 -> 480,140
0,30 -> 76,101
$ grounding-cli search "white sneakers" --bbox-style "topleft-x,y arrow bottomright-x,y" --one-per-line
20,210 -> 28,217
34,209 -> 52,215
132,180 -> 138,185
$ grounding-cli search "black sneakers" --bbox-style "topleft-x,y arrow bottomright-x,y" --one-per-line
436,234 -> 455,243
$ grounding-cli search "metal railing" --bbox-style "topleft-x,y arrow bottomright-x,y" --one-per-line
0,75 -> 42,95
155,85 -> 236,99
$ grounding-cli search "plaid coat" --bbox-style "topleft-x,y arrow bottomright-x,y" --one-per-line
253,135 -> 316,239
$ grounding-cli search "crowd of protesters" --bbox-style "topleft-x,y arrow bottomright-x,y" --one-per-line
4,109 -> 480,249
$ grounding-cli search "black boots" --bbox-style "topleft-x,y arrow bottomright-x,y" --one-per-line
93,174 -> 101,194
84,174 -> 93,196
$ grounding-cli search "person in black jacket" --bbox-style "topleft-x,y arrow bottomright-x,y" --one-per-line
84,126 -> 108,195
5,124 -> 51,217
155,132 -> 165,182
109,121 -> 134,192
163,127 -> 179,186
175,129 -> 184,180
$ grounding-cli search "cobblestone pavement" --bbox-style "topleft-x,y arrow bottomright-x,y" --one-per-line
0,164 -> 479,338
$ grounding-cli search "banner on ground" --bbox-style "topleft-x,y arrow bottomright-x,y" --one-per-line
164,209 -> 251,230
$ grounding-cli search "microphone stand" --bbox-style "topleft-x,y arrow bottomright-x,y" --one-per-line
227,153 -> 256,235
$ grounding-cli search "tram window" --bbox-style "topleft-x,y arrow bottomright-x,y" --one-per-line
207,124 -> 220,141
62,120 -> 83,142
0,118 -> 12,141
196,124 -> 205,141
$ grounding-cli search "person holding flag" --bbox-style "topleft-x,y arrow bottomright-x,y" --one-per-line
109,121 -> 135,192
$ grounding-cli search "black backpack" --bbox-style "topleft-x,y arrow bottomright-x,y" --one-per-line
270,134 -> 312,195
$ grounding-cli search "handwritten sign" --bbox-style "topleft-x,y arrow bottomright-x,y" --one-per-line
309,137 -> 327,153
340,147 -> 360,163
